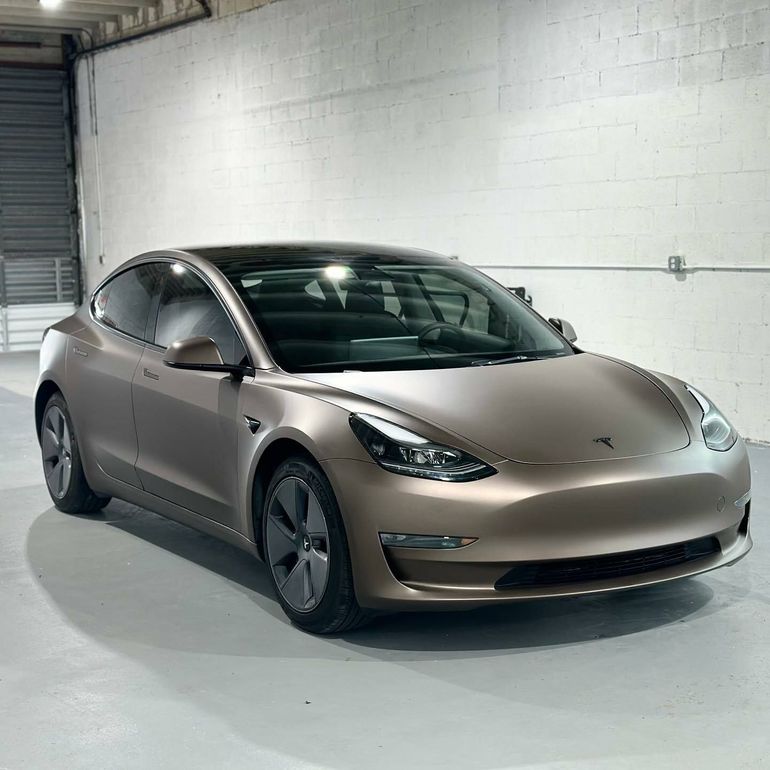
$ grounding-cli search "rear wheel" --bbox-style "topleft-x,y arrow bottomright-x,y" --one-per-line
41,393 -> 110,514
263,457 -> 368,634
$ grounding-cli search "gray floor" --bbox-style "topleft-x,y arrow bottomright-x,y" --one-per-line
1,351 -> 769,770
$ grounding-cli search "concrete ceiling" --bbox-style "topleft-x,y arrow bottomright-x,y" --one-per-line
0,0 -> 157,36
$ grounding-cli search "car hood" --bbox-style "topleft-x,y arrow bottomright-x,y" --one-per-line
296,353 -> 691,464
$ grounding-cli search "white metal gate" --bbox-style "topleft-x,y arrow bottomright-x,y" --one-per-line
0,66 -> 79,350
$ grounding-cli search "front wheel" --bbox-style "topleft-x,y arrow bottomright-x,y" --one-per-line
41,393 -> 110,514
262,457 -> 368,634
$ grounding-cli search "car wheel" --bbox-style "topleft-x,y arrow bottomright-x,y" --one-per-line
41,393 -> 111,514
263,456 -> 368,634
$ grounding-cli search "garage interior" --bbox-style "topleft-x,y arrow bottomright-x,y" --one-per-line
1,0 -> 769,767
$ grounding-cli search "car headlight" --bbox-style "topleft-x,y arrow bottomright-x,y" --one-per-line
349,413 -> 496,482
685,385 -> 737,451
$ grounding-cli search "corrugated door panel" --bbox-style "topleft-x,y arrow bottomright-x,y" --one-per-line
0,67 -> 78,306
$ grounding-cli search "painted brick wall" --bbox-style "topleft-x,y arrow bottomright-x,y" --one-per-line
75,0 -> 770,440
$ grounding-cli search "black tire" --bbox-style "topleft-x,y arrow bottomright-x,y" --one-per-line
41,392 -> 111,514
262,456 -> 369,634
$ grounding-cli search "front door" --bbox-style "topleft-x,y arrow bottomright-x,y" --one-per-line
131,262 -> 249,529
67,262 -> 165,487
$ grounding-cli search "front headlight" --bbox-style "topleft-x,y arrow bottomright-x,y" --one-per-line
349,413 -> 497,482
685,385 -> 737,451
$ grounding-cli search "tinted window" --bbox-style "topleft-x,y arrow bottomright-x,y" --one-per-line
93,263 -> 165,340
218,258 -> 573,373
154,264 -> 247,366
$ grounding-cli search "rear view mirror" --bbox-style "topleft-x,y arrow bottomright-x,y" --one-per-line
163,336 -> 252,380
548,317 -> 577,343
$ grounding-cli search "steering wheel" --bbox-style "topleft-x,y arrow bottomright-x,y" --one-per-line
417,321 -> 463,354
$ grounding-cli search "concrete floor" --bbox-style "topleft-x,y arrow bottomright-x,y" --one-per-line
1,350 -> 768,770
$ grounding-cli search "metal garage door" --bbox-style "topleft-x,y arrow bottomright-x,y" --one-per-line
0,66 -> 79,350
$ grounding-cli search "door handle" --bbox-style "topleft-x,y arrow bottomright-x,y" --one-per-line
143,368 -> 160,380
73,346 -> 88,357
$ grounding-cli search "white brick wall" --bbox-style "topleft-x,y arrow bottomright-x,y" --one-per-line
76,0 -> 770,440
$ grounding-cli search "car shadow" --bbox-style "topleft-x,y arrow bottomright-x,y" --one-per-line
26,499 -> 724,660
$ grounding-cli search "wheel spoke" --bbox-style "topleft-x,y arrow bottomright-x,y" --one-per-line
281,558 -> 309,609
60,423 -> 71,453
308,549 -> 328,605
306,494 -> 325,536
295,481 -> 308,530
60,457 -> 72,496
53,462 -> 65,497
54,409 -> 64,442
266,515 -> 296,563
275,479 -> 299,531
45,458 -> 60,481
41,427 -> 59,461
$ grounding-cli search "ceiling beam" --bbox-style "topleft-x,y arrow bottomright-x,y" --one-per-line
70,0 -> 156,8
0,7 -> 119,21
0,0 -> 143,14
0,12 -> 99,28
0,9 -> 117,22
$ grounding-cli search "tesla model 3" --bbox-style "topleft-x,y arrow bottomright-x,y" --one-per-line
35,243 -> 752,633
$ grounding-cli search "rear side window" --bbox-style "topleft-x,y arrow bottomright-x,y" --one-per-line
154,264 -> 247,366
92,263 -> 166,341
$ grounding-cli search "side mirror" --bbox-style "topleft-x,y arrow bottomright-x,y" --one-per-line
163,336 -> 252,381
548,317 -> 577,343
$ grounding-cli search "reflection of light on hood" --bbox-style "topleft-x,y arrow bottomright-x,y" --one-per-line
325,265 -> 349,280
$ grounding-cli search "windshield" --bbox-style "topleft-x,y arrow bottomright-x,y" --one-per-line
219,256 -> 574,373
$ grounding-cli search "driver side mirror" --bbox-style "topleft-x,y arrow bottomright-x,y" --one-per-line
548,317 -> 577,343
163,336 -> 252,381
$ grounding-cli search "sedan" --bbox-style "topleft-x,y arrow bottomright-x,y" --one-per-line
35,243 -> 752,633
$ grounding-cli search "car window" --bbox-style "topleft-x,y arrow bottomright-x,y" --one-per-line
154,264 -> 247,366
92,263 -> 165,341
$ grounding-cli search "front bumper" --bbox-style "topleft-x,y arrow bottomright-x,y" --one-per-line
321,439 -> 752,610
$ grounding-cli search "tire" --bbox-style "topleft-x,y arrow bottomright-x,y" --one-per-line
262,456 -> 369,634
40,392 -> 111,514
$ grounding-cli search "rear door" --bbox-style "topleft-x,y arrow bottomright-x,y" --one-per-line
67,262 -> 166,487
132,261 -> 248,528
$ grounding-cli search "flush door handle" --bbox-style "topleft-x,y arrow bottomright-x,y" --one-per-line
143,368 -> 160,380
73,346 -> 88,357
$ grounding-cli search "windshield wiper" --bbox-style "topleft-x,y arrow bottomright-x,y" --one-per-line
470,353 -> 545,367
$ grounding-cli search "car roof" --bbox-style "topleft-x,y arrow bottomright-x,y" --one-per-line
180,241 -> 453,269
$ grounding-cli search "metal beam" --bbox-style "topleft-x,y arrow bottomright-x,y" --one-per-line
0,12 -> 112,23
75,0 -> 156,7
0,0 -> 142,15
0,13 -> 99,28
0,8 -> 119,21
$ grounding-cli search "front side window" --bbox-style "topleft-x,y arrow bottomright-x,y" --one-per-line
154,264 -> 247,366
218,256 -> 574,373
92,263 -> 165,341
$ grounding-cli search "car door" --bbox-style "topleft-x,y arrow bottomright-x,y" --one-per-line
67,262 -> 166,487
131,261 -> 249,529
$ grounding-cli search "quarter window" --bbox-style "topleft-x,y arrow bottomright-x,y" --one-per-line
154,264 -> 247,366
92,263 -> 165,341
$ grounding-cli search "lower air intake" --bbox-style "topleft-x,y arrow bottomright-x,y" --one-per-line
495,536 -> 720,590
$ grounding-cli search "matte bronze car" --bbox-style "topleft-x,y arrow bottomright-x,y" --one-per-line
35,243 -> 752,633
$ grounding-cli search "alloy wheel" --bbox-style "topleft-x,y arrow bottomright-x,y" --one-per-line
266,477 -> 330,612
42,406 -> 73,500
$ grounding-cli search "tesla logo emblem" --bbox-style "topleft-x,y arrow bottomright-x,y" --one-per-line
594,436 -> 614,449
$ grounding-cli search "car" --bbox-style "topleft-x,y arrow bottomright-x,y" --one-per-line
35,242 -> 753,633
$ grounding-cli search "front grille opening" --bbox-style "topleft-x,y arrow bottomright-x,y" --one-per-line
495,536 -> 721,590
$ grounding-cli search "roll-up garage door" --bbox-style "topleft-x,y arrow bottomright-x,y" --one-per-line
0,66 -> 79,350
